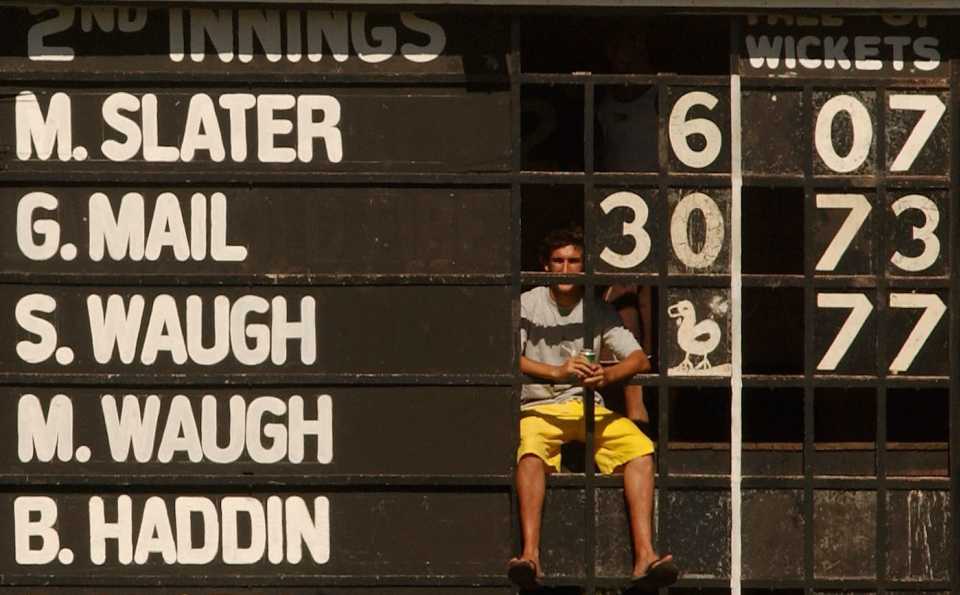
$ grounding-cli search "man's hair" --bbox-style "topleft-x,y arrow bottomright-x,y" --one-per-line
539,227 -> 585,265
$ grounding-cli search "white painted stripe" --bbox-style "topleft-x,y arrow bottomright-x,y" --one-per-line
729,73 -> 744,595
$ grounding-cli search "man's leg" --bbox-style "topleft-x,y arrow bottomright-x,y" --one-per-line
623,454 -> 672,576
513,453 -> 549,572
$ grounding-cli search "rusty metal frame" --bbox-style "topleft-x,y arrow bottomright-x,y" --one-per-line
514,13 -> 955,594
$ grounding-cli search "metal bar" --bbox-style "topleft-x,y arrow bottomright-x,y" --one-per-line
801,82 -> 816,595
0,271 -> 948,288
509,14 -> 524,575
582,77 -> 597,595
0,372 -> 948,388
1,473 -> 945,489
875,83 -> 889,594
656,74 -> 671,489
950,43 -> 960,595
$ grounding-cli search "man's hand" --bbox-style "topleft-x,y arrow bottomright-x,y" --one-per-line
553,355 -> 598,383
581,366 -> 609,389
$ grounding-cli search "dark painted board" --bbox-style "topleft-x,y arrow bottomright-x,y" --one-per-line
0,285 -> 513,377
0,490 -> 512,577
667,188 -> 730,275
741,449 -> 803,476
594,187 -> 660,274
811,90 -> 877,176
0,186 -> 512,278
0,387 -> 514,478
665,288 -> 732,378
666,86 -> 730,175
811,191 -> 875,275
813,290 -> 878,375
813,489 -> 876,579
812,449 -> 875,476
660,490 -> 730,579
594,184 -> 732,276
741,490 -> 804,579
887,448 -> 949,477
884,190 -> 949,278
881,289 -> 949,377
594,487 -> 672,578
0,8 -> 508,78
885,91 -> 950,176
740,15 -> 951,79
886,490 -> 951,581
669,448 -> 730,476
539,488 -> 587,578
594,487 -> 632,578
742,88 -> 804,175
0,86 -> 511,174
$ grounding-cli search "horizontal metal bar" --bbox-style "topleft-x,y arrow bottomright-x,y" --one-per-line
0,273 -> 945,289
0,273 -> 513,287
741,476 -> 950,489
0,72 -> 511,85
623,374 -> 950,387
741,579 -> 952,589
0,373 -> 517,386
0,473 -> 748,489
0,575 -> 514,588
520,73 -> 730,85
0,474 -> 516,488
0,171 -> 519,185
742,77 -> 950,88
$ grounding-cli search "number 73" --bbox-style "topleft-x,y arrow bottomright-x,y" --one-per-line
818,292 -> 946,373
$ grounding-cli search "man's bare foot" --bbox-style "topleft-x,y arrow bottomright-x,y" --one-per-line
507,556 -> 542,590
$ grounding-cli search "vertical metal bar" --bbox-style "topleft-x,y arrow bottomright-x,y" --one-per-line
875,83 -> 888,594
583,77 -> 597,595
728,16 -> 744,595
657,73 -> 671,485
656,73 -> 671,589
801,82 -> 816,595
950,48 -> 960,595
509,15 -> 523,567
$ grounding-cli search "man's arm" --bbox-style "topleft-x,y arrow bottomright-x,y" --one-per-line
583,349 -> 650,389
521,355 -> 596,383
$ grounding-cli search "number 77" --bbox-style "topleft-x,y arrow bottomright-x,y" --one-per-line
816,292 -> 946,373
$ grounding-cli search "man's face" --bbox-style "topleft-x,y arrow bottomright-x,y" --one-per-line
545,244 -> 584,295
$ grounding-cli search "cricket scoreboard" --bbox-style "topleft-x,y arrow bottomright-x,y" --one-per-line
0,5 -> 955,595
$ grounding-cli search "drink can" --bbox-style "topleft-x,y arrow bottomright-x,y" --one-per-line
579,349 -> 597,364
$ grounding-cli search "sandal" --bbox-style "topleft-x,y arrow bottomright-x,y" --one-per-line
507,557 -> 542,590
629,556 -> 679,590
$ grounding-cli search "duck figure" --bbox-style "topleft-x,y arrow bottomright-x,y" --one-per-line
668,299 -> 721,371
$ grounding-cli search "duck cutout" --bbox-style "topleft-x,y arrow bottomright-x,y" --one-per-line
667,298 -> 731,376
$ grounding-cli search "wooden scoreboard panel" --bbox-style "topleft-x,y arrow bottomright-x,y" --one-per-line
0,4 -> 955,594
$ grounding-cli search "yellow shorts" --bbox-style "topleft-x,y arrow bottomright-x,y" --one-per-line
517,400 -> 654,475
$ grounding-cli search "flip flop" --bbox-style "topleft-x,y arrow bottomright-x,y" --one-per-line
629,556 -> 679,591
507,558 -> 542,590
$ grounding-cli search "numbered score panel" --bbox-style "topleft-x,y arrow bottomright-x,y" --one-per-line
0,4 -> 522,587
595,84 -> 733,377
739,14 -> 952,377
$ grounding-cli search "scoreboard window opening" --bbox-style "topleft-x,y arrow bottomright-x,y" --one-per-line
512,12 -> 954,591
742,387 -> 805,476
741,187 -> 805,275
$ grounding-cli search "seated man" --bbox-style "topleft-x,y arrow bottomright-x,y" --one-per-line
508,227 -> 678,590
